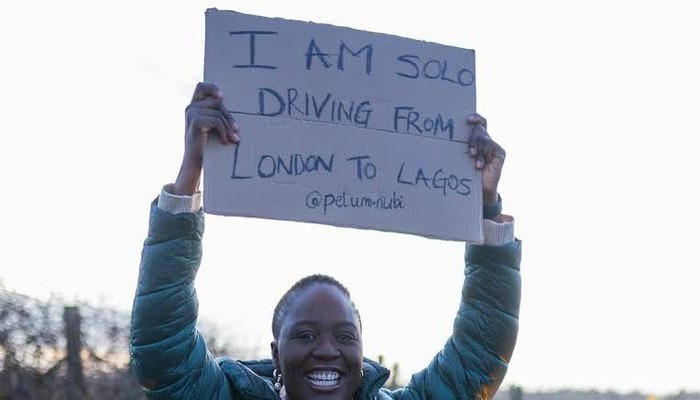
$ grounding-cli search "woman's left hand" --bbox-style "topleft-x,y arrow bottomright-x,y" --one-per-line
467,113 -> 506,205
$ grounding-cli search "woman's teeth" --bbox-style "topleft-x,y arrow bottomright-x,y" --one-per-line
307,371 -> 340,386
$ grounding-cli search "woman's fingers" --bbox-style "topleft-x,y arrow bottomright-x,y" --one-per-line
189,97 -> 240,139
191,82 -> 223,103
186,105 -> 236,144
198,109 -> 239,144
476,135 -> 506,163
466,113 -> 505,171
467,113 -> 489,158
467,113 -> 487,130
193,115 -> 230,145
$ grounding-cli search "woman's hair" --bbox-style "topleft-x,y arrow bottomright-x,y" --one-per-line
272,274 -> 362,340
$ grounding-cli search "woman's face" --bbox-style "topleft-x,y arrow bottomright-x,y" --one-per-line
272,283 -> 363,400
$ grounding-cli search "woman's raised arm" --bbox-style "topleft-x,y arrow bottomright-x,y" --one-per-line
129,83 -> 240,399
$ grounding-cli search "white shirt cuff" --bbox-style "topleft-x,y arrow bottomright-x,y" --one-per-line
157,184 -> 202,214
482,215 -> 515,246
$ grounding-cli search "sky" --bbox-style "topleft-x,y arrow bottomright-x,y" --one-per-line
1,0 -> 699,396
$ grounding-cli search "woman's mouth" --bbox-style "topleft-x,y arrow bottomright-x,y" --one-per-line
306,371 -> 341,390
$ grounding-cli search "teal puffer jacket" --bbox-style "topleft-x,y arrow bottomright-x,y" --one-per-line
130,201 -> 521,400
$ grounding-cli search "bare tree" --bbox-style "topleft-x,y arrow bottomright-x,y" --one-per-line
1,283 -> 261,400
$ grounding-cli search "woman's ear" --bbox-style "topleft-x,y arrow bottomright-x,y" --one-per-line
270,340 -> 279,368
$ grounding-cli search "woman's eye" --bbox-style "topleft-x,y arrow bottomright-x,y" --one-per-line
295,332 -> 316,340
338,333 -> 356,342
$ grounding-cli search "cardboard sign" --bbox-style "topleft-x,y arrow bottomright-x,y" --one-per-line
203,9 -> 483,242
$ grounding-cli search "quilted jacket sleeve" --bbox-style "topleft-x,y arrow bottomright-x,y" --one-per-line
384,240 -> 521,400
129,201 -> 233,400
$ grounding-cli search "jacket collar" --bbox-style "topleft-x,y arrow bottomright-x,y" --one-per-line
227,357 -> 390,400
355,357 -> 391,399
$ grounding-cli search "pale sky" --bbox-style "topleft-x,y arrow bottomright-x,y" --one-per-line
2,0 -> 699,396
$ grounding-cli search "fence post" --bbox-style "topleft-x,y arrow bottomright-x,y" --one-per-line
64,306 -> 86,400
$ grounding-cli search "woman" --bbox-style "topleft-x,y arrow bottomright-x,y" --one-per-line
130,83 -> 521,400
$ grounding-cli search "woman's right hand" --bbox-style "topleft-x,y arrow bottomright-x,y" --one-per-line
174,82 -> 240,195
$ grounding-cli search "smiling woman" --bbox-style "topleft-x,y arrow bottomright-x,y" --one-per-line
128,82 -> 521,400
272,276 -> 363,399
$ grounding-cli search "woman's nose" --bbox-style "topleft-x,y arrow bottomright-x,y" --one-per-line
312,338 -> 340,359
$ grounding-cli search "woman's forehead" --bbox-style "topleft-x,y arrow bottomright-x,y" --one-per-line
283,283 -> 359,327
